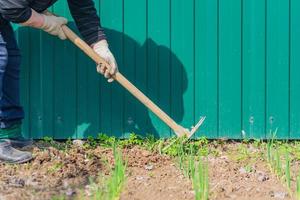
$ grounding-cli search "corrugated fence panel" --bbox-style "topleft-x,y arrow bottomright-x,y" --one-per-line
101,0 -> 124,138
219,0 -> 242,138
195,0 -> 218,138
266,0 -> 290,138
290,0 -> 300,139
15,0 -> 299,139
147,0 -> 171,138
53,2 -> 77,139
242,0 -> 266,139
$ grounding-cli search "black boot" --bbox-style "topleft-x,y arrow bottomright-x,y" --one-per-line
8,136 -> 33,148
0,140 -> 33,164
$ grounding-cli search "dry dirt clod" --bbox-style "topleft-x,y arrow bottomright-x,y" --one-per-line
7,177 -> 25,188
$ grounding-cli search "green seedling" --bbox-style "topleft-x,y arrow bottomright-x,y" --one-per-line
175,141 -> 209,200
275,149 -> 282,177
106,150 -> 127,200
83,148 -> 127,200
266,135 -> 295,198
297,171 -> 300,200
193,157 -> 209,200
285,150 -> 291,189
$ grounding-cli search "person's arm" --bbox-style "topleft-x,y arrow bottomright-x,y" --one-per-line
67,0 -> 117,82
0,0 -> 68,40
0,0 -> 32,23
67,0 -> 106,45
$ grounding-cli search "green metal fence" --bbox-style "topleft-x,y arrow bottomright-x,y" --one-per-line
14,0 -> 300,139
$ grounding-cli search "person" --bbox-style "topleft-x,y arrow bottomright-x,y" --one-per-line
0,0 -> 118,164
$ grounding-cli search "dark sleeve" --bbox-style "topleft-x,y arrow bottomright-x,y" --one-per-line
67,0 -> 106,45
0,0 -> 32,23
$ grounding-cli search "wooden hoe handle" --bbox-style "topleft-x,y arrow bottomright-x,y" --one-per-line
61,26 -> 188,137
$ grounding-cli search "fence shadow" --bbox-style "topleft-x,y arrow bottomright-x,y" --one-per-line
16,22 -> 188,139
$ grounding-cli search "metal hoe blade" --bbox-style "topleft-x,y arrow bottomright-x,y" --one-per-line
187,116 -> 206,139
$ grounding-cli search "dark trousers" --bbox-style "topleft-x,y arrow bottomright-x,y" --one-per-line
0,22 -> 24,128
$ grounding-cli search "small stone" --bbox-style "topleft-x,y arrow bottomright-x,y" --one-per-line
256,171 -> 269,182
73,140 -> 85,147
136,176 -> 144,181
66,188 -> 75,196
145,164 -> 154,171
220,156 -> 228,160
257,174 -> 269,182
274,191 -> 288,199
85,185 -> 93,196
239,167 -> 247,174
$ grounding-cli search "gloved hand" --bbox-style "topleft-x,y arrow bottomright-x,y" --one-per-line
93,40 -> 118,82
20,9 -> 67,40
40,12 -> 68,40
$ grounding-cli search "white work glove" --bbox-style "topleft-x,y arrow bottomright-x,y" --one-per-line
93,40 -> 118,82
40,12 -> 68,40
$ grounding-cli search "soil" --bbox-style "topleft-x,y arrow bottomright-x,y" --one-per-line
0,143 -> 109,200
0,143 -> 193,200
0,141 -> 295,200
208,142 -> 292,200
120,146 -> 194,200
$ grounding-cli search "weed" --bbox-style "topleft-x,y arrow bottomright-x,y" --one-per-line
65,137 -> 73,149
144,134 -> 158,151
119,133 -> 143,148
98,133 -> 116,147
83,136 -> 97,149
43,136 -> 53,144
48,162 -> 64,174
41,136 -> 65,150
244,165 -> 253,173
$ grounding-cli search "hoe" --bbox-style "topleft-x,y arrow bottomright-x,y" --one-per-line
61,25 -> 205,139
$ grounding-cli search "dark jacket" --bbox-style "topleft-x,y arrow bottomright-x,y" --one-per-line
0,0 -> 106,45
